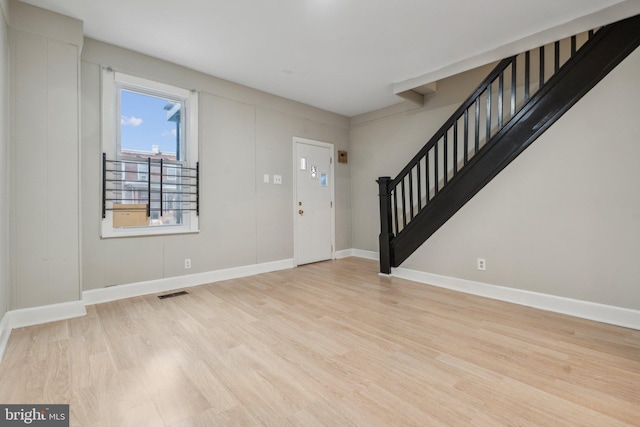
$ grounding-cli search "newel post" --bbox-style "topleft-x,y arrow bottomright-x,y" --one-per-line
377,177 -> 393,274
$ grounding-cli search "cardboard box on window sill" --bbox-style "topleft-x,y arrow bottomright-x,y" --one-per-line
113,204 -> 149,228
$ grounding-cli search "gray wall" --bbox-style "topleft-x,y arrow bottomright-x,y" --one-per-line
0,0 -> 9,318
7,0 -> 82,310
350,48 -> 640,310
81,39 -> 351,291
350,64 -> 494,251
5,0 -> 637,315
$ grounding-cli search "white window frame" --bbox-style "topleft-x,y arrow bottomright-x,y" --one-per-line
101,69 -> 199,238
137,163 -> 149,181
167,164 -> 179,181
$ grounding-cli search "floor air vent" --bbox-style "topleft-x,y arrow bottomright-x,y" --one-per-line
158,290 -> 189,299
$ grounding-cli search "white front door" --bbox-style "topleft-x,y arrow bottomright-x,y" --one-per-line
294,138 -> 334,265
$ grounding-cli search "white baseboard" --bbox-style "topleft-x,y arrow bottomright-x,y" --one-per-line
83,258 -> 295,305
5,300 -> 87,330
0,313 -> 11,362
334,249 -> 354,259
0,301 -> 87,360
350,249 -> 379,261
391,267 -> 640,330
0,259 -> 295,361
3,252 -> 636,363
345,249 -> 639,330
335,248 -> 379,260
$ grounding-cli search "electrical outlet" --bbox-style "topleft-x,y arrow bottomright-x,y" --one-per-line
184,258 -> 192,269
477,258 -> 486,271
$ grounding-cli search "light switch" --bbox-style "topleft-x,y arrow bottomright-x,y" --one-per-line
263,174 -> 270,183
273,175 -> 282,185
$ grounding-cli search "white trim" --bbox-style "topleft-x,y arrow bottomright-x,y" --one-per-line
101,68 -> 199,238
351,249 -> 380,261
2,253 -> 638,362
391,267 -> 640,330
114,72 -> 192,99
102,225 -> 200,239
292,137 -> 335,266
0,301 -> 87,359
334,248 -> 379,261
83,259 -> 294,305
334,249 -> 354,259
4,301 -> 87,330
0,312 -> 10,361
0,259 -> 295,360
344,249 -> 639,330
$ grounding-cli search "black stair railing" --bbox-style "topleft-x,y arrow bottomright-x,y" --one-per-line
378,16 -> 640,274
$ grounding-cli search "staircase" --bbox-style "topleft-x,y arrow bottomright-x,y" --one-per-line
378,14 -> 640,274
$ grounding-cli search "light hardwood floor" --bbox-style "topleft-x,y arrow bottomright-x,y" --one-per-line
0,257 -> 639,426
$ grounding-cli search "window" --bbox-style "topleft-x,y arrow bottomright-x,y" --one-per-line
137,163 -> 148,181
166,164 -> 179,181
102,70 -> 199,237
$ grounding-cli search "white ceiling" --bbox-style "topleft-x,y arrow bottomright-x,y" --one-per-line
18,0 -> 640,117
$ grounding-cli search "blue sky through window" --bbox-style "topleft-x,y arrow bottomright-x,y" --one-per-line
120,90 -> 180,154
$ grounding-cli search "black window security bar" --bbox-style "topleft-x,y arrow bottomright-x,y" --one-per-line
102,153 -> 199,220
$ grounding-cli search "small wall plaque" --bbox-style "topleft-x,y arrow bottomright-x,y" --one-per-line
338,151 -> 348,163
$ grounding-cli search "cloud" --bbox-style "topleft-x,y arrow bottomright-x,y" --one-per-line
162,129 -> 177,138
121,116 -> 143,126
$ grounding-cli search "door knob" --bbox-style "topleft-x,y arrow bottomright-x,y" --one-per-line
298,210 -> 304,215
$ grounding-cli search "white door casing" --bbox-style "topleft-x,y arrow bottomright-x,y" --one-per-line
293,137 -> 334,266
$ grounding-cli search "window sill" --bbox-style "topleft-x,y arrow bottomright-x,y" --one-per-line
101,224 -> 199,239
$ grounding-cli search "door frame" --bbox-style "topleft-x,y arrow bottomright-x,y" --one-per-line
292,137 -> 335,267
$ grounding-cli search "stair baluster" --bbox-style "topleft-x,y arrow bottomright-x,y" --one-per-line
378,15 -> 640,273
